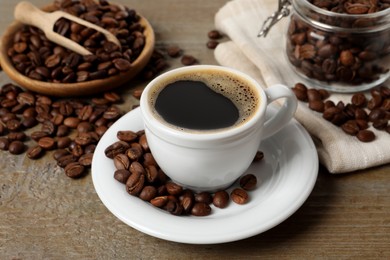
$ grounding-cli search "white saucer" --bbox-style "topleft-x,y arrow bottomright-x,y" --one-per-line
92,106 -> 318,244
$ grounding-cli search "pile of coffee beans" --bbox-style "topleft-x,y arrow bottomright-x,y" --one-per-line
286,0 -> 389,86
0,82 -> 124,178
105,131 -> 262,216
292,83 -> 390,142
7,0 -> 146,83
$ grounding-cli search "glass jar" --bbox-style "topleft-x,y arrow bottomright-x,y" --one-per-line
285,0 -> 390,92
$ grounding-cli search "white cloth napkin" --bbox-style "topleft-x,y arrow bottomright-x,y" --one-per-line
214,0 -> 390,173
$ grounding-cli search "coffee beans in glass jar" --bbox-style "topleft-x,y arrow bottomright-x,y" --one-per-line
104,130 -> 263,216
7,0 -> 146,83
286,0 -> 390,92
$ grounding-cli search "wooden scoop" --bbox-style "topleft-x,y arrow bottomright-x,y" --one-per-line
14,1 -> 121,56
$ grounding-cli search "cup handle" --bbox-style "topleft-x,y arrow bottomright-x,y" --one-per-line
262,84 -> 298,139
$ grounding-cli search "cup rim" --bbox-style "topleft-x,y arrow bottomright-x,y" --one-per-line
140,65 -> 267,144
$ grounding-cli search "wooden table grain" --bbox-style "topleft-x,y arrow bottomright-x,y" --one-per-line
1,1 -> 389,259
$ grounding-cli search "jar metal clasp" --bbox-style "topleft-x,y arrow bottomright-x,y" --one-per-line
258,0 -> 291,37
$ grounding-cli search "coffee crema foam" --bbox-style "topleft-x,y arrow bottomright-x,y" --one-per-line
148,69 -> 260,133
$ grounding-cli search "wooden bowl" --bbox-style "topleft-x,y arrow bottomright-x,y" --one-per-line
0,7 -> 155,97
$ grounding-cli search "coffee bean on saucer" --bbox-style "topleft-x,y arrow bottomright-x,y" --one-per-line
114,169 -> 131,184
191,202 -> 212,216
239,174 -> 257,191
195,192 -> 213,204
212,190 -> 229,208
231,188 -> 249,205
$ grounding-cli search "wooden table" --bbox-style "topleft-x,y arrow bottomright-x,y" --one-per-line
1,0 -> 389,258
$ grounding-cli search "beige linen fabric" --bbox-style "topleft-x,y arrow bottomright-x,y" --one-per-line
214,0 -> 390,173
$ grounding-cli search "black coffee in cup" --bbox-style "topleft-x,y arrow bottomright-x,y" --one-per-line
148,68 -> 260,132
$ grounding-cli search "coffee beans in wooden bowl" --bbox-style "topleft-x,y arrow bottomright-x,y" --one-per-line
0,0 -> 155,97
104,132 -> 264,216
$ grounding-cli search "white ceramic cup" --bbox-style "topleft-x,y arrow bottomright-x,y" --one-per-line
140,65 -> 297,192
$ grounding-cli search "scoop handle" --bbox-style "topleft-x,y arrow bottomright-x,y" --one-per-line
14,1 -> 56,29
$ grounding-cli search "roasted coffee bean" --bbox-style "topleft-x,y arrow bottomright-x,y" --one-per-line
139,186 -> 157,201
239,174 -> 257,191
104,141 -> 130,159
37,136 -> 56,150
292,87 -> 308,101
138,134 -> 149,152
75,132 -> 94,146
6,119 -> 21,132
114,169 -> 131,184
208,30 -> 223,39
8,140 -> 25,155
63,117 -> 80,128
367,95 -> 383,110
166,45 -> 182,57
372,119 -> 388,130
64,162 -> 85,178
78,153 -> 93,167
356,130 -> 376,142
195,192 -> 212,204
191,202 -> 211,216
57,154 -> 78,168
77,121 -> 95,133
150,196 -> 168,208
231,188 -> 249,205
70,144 -> 84,157
206,40 -> 219,49
309,100 -> 325,112
113,58 -> 131,71
307,89 -> 322,102
126,146 -> 143,161
351,93 -> 367,107
212,190 -> 229,209
53,149 -> 70,160
126,171 -> 145,196
103,106 -> 121,120
56,125 -> 70,137
27,145 -> 44,159
166,200 -> 184,216
117,130 -> 138,142
180,191 -> 195,213
166,182 -> 183,196
21,117 -> 39,128
181,55 -> 197,66
368,108 -> 386,122
341,120 -> 360,136
114,153 -> 130,170
144,165 -> 158,183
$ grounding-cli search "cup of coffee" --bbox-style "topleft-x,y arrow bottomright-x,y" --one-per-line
140,65 -> 297,191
